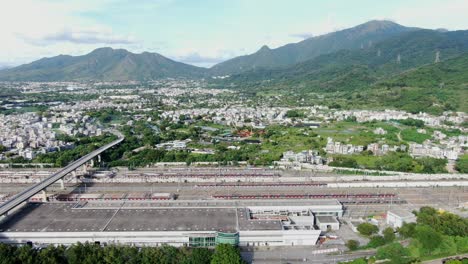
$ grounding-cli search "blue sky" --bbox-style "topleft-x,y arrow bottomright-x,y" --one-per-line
1,0 -> 468,67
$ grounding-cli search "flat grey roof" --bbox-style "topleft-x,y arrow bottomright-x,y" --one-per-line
106,208 -> 237,233
388,209 -> 416,219
237,208 -> 283,231
0,203 -> 238,233
0,200 -> 341,233
316,216 -> 338,224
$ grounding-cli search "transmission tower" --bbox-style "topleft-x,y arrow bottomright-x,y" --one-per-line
397,54 -> 401,64
377,49 -> 381,57
368,40 -> 373,48
435,50 -> 440,63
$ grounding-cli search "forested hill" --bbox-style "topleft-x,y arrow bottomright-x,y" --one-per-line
219,29 -> 468,92
210,20 -> 418,75
0,47 -> 207,81
378,53 -> 468,88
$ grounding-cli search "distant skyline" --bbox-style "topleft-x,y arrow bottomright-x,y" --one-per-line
1,0 -> 468,68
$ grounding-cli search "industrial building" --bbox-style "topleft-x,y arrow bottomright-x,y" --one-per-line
0,199 -> 343,247
386,209 -> 417,228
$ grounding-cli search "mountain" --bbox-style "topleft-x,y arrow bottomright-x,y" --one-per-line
373,52 -> 468,114
380,52 -> 468,89
0,48 -> 206,81
210,20 -> 418,75
221,29 -> 468,92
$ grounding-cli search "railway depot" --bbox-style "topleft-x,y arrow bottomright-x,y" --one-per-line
0,199 -> 343,247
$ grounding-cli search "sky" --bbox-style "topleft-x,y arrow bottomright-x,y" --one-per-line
1,0 -> 468,68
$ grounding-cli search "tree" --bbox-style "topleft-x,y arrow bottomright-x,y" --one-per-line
16,245 -> 37,264
186,248 -> 213,264
211,244 -> 244,264
357,223 -> 379,236
38,245 -> 66,264
455,155 -> 468,173
398,222 -> 416,238
376,242 -> 412,264
414,225 -> 442,251
0,243 -> 17,264
415,206 -> 468,237
346,240 -> 360,250
285,110 -> 303,118
383,227 -> 396,242
367,235 -> 386,248
140,247 -> 166,264
329,156 -> 359,168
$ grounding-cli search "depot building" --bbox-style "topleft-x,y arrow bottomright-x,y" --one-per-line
0,199 -> 343,247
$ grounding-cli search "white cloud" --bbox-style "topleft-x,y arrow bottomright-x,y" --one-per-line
17,27 -> 136,46
0,0 -> 136,66
175,52 -> 226,64
289,32 -> 314,40
169,46 -> 243,67
391,0 -> 468,30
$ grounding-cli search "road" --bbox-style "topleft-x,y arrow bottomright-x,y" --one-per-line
422,254 -> 468,264
241,247 -> 376,264
0,135 -> 123,216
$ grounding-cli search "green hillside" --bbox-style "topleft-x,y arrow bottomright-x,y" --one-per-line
222,29 -> 468,91
0,47 -> 207,81
210,20 -> 417,75
374,53 -> 468,113
218,30 -> 468,114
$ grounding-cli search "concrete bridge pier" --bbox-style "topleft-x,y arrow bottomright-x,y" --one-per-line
41,190 -> 47,202
58,179 -> 64,190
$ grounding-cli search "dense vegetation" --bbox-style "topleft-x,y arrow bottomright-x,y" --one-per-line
455,154 -> 468,173
32,134 -> 118,167
218,31 -> 468,114
345,207 -> 468,263
0,243 -> 245,264
330,152 -> 447,173
5,115 -> 456,173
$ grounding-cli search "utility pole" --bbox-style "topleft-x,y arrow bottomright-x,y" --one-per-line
435,50 -> 440,63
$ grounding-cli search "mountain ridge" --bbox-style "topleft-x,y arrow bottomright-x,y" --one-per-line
209,20 -> 419,75
220,28 -> 468,92
1,20 -> 467,83
0,47 -> 206,81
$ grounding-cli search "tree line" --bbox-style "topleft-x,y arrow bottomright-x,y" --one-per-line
0,243 -> 245,264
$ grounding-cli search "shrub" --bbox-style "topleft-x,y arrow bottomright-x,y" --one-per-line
357,223 -> 379,236
376,242 -> 412,264
346,240 -> 360,251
